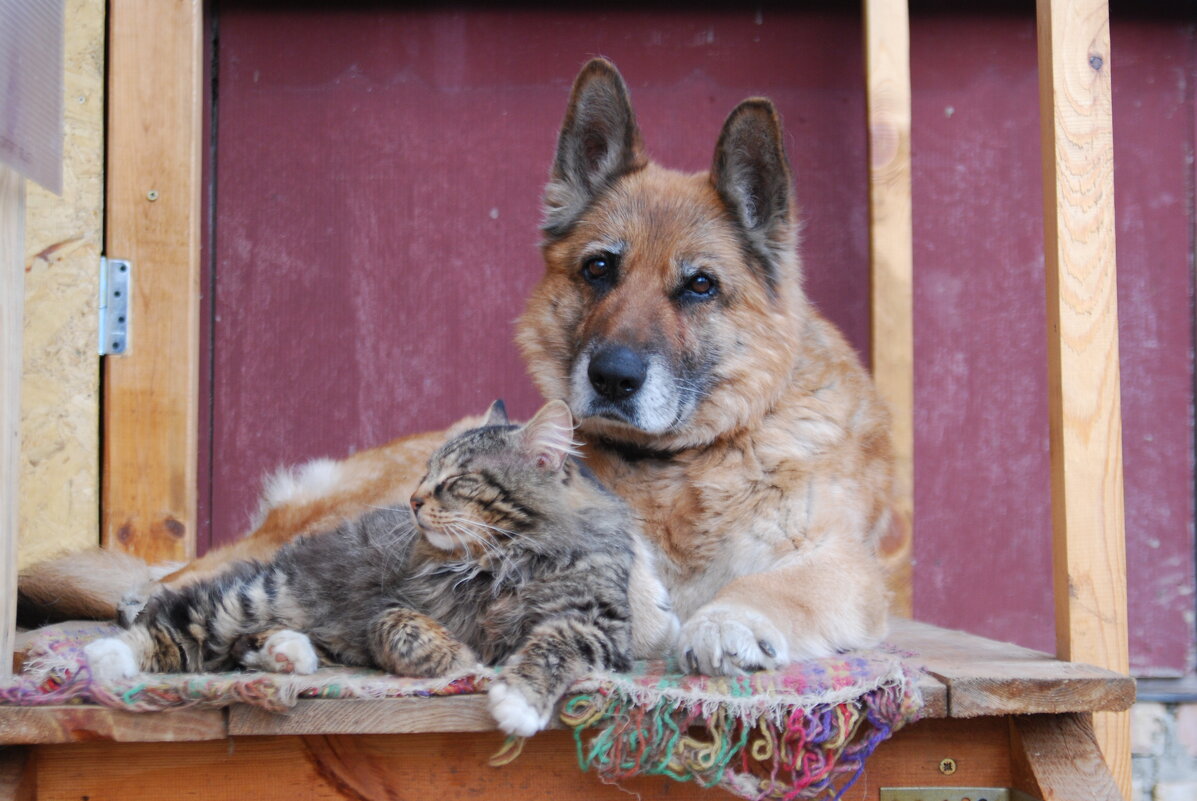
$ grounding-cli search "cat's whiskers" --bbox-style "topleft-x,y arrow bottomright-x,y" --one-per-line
375,512 -> 419,591
446,516 -> 528,588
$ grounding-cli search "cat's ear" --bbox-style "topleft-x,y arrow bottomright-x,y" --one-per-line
520,400 -> 578,472
483,399 -> 509,427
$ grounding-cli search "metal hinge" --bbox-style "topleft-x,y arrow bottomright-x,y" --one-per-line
99,257 -> 131,355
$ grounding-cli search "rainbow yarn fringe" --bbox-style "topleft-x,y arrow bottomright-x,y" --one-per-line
5,623 -> 923,799
559,651 -> 923,800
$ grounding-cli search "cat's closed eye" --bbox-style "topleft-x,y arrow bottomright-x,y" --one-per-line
437,474 -> 479,496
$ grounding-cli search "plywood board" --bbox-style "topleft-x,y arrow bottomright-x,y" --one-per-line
18,0 -> 104,570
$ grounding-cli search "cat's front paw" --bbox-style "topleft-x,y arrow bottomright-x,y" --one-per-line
260,630 -> 319,674
85,637 -> 139,682
488,680 -> 551,737
678,602 -> 792,675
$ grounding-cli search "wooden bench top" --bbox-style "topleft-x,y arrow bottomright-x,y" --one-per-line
0,618 -> 1135,745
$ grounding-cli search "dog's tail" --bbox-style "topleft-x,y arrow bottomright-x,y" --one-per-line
17,548 -> 170,626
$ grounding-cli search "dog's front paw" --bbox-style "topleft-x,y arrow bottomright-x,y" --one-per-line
488,680 -> 551,737
678,603 -> 793,675
85,637 -> 140,682
260,630 -> 320,675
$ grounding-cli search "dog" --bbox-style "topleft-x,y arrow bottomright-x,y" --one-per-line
20,58 -> 893,675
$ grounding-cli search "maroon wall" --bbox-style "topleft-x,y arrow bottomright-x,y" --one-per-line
203,3 -> 1195,674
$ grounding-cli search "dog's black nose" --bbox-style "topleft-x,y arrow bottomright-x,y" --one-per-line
588,345 -> 647,400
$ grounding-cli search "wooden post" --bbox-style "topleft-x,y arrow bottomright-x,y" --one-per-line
864,0 -> 915,616
1,165 -> 25,676
1036,0 -> 1130,796
102,0 -> 202,564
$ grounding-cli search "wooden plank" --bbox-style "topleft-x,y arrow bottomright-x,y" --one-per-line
102,0 -> 202,563
18,0 -> 104,570
34,718 -> 1012,801
889,618 -> 1135,718
1,165 -> 26,677
1010,713 -> 1123,801
863,0 -> 914,619
229,697 -> 497,736
1035,0 -> 1130,793
0,706 -> 225,745
0,746 -> 35,801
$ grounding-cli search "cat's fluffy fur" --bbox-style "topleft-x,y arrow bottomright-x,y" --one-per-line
86,401 -> 678,736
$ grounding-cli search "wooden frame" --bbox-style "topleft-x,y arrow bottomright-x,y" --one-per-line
101,0 -> 202,565
864,0 -> 915,619
2,165 -> 26,677
1036,0 -> 1129,789
3,0 -> 1133,798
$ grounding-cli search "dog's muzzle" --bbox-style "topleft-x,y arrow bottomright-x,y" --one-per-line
570,344 -> 690,435
587,344 -> 647,401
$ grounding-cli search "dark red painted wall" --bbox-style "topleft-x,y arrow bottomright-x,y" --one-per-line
202,3 -> 1195,674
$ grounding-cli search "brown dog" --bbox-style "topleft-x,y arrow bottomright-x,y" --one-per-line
21,59 -> 892,674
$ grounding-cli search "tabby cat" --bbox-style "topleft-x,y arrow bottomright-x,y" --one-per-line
85,400 -> 677,736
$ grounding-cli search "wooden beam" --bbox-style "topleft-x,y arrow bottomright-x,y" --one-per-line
32,719 -> 1018,801
892,618 -> 1134,718
228,697 -> 498,736
1,165 -> 26,677
102,0 -> 202,563
863,0 -> 914,617
1035,0 -> 1130,795
1010,714 -> 1123,801
0,706 -> 225,745
0,747 -> 35,801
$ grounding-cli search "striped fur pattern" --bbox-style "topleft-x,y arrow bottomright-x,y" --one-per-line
86,400 -> 658,735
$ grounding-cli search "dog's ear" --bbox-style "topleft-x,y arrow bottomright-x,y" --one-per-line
711,99 -> 796,287
543,58 -> 645,237
520,400 -> 578,472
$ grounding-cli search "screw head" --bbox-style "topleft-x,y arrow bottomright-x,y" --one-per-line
146,189 -> 159,201
938,757 -> 957,775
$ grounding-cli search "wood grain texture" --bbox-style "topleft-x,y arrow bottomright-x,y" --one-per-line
102,0 -> 201,564
890,618 -> 1134,718
0,706 -> 224,745
0,747 -> 35,801
864,0 -> 914,619
32,718 -> 1016,801
228,697 -> 498,736
1,165 -> 26,677
18,0 -> 104,570
1011,713 -> 1123,801
1035,0 -> 1130,792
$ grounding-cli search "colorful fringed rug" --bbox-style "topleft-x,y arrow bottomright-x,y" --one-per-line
5,622 -> 924,800
563,651 -> 923,800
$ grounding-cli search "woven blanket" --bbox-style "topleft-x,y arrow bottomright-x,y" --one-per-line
5,622 -> 924,800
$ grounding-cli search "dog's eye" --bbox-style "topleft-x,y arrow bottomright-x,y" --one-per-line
581,253 -> 617,283
684,273 -> 718,298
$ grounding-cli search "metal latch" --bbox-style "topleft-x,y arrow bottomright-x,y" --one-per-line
880,790 -> 1041,801
99,257 -> 131,355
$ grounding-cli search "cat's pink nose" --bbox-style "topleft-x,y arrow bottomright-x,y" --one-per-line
409,495 -> 425,514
